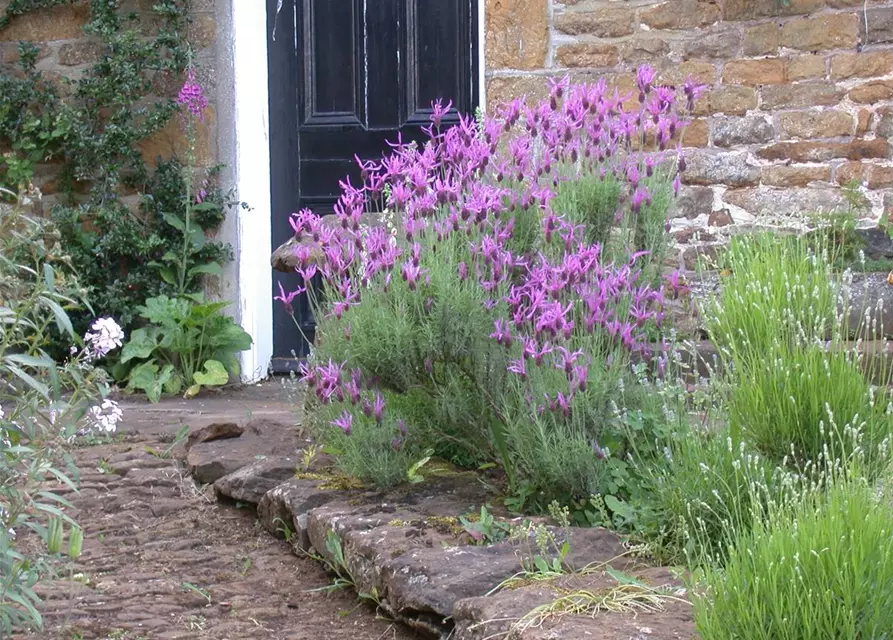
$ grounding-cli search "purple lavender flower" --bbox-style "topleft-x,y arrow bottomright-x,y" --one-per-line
331,410 -> 353,435
373,393 -> 386,424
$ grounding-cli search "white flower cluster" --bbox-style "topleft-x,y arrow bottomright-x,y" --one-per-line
83,317 -> 124,360
86,399 -> 123,434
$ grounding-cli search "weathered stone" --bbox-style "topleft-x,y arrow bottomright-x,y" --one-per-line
712,116 -> 775,147
682,27 -> 742,59
185,421 -> 243,451
553,6 -> 635,37
724,0 -> 823,20
674,185 -> 714,219
722,58 -> 786,85
856,229 -> 893,260
781,14 -> 859,51
675,228 -> 716,243
724,187 -> 849,218
57,41 -> 103,66
868,165 -> 893,189
682,244 -> 720,270
485,75 -> 549,110
139,106 -> 215,167
693,85 -> 758,116
453,569 -> 695,640
618,37 -> 669,64
708,210 -> 734,226
777,110 -> 854,139
213,456 -> 298,505
658,60 -> 717,86
760,83 -> 845,109
684,151 -> 760,187
759,139 -> 889,162
0,2 -> 89,41
256,478 -> 346,549
485,0 -> 548,69
761,164 -> 831,187
682,118 -> 710,148
555,43 -> 618,68
640,0 -> 721,30
849,80 -> 893,104
831,51 -> 893,80
857,109 -> 872,136
186,13 -> 217,49
863,7 -> 893,45
786,54 -> 826,81
835,161 -> 865,185
743,22 -> 780,56
878,107 -> 893,139
187,418 -> 298,485
380,527 -> 629,634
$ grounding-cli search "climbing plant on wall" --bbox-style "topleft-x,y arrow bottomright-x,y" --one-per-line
0,0 -> 233,341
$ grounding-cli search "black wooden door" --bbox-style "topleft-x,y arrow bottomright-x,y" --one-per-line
267,0 -> 479,370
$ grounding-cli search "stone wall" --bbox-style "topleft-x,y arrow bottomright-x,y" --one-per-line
485,0 -> 893,268
0,0 -> 220,209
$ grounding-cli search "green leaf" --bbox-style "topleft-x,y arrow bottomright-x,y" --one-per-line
4,364 -> 49,399
192,359 -> 228,387
40,296 -> 75,339
159,267 -> 177,286
120,328 -> 158,363
161,211 -> 185,231
42,263 -> 56,292
192,202 -> 220,212
4,353 -> 54,369
188,262 -> 223,278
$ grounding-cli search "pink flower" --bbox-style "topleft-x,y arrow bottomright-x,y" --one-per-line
177,71 -> 208,119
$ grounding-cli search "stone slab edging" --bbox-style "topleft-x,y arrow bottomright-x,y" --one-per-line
213,465 -> 696,639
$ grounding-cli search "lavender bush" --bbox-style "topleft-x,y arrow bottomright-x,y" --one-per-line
286,68 -> 702,508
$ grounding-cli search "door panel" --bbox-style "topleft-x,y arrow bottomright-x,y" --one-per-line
267,0 -> 479,369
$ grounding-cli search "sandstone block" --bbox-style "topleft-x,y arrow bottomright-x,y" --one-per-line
849,80 -> 893,104
862,7 -> 893,45
777,110 -> 854,139
684,151 -> 760,187
831,51 -> 893,80
486,0 -> 549,69
723,59 -> 786,86
485,75 -> 549,109
786,54 -> 826,81
723,186 -> 849,218
760,83 -> 844,109
553,6 -> 635,37
868,165 -> 893,189
693,86 -> 758,116
759,139 -> 889,163
682,27 -> 742,59
0,2 -> 89,41
781,14 -> 859,51
743,22 -> 780,56
712,116 -> 775,147
640,0 -> 721,30
724,0 -> 823,20
674,185 -> 714,219
555,43 -> 619,68
761,165 -> 831,187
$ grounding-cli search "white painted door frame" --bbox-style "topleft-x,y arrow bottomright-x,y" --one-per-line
231,0 -> 486,382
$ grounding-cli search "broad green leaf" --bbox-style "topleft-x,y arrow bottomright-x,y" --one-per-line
120,328 -> 158,363
188,262 -> 223,278
192,202 -> 220,211
192,359 -> 228,387
159,267 -> 177,286
161,211 -> 185,231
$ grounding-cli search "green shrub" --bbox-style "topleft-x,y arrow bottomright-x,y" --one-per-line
694,479 -> 893,640
296,71 -> 699,508
706,233 -> 892,476
117,295 -> 252,402
0,197 -> 120,632
645,424 -> 798,565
